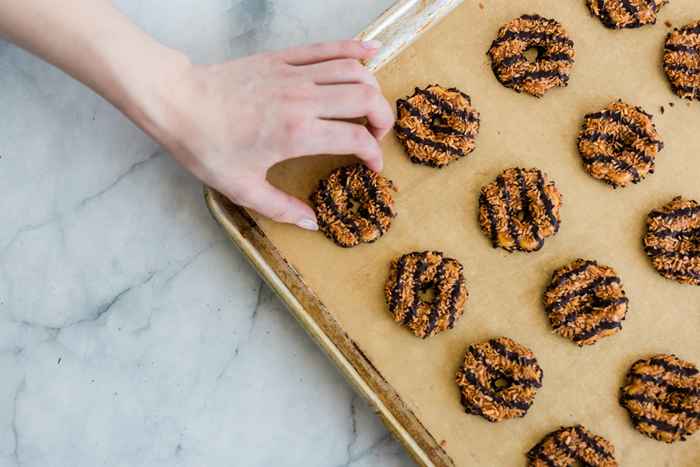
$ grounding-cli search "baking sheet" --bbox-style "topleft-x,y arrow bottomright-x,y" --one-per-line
256,1 -> 700,465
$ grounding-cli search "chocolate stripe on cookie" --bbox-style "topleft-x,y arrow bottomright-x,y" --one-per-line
447,271 -> 464,329
480,193 -> 499,248
666,43 -> 700,55
492,30 -> 574,49
320,180 -> 361,239
389,255 -> 409,313
547,274 -> 623,313
586,110 -> 660,145
518,168 -> 543,248
497,175 -> 521,247
573,320 -> 623,343
584,153 -> 642,183
536,170 -> 559,233
460,367 -> 532,411
635,415 -> 685,436
553,297 -> 628,329
402,255 -> 428,326
501,69 -> 570,87
574,425 -> 615,460
549,260 -> 596,289
651,226 -> 700,239
630,372 -> 700,397
413,87 -> 479,122
648,205 -> 700,221
645,246 -> 700,259
489,338 -> 539,368
394,124 -> 467,158
424,260 -> 446,335
649,357 -> 700,377
620,0 -> 641,24
622,394 -> 700,420
398,100 -> 476,139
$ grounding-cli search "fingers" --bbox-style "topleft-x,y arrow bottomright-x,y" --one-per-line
304,59 -> 380,88
233,181 -> 319,230
313,84 -> 395,140
279,39 -> 382,66
292,120 -> 383,172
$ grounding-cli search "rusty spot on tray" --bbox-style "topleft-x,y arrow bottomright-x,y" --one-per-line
660,106 -> 665,114
665,20 -> 673,28
478,2 -> 484,9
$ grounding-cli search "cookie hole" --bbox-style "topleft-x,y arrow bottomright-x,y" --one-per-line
346,199 -> 361,216
523,46 -> 544,63
492,378 -> 510,391
571,461 -> 584,467
431,114 -> 447,127
418,286 -> 437,304
516,211 -> 527,222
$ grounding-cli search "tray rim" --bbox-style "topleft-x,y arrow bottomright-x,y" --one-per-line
205,1 -> 463,465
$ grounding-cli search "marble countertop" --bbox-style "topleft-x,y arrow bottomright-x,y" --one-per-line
0,1 -> 413,465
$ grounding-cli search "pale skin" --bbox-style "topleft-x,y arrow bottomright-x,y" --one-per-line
0,0 -> 395,230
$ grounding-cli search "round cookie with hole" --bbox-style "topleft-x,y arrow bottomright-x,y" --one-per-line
394,84 -> 481,168
543,259 -> 629,346
479,167 -> 563,253
487,14 -> 575,97
456,337 -> 543,422
310,164 -> 397,248
619,354 -> 700,443
384,250 -> 468,338
577,100 -> 663,188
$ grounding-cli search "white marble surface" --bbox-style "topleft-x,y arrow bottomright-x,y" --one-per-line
0,1 -> 414,466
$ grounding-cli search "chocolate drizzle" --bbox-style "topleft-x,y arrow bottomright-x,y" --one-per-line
527,425 -> 618,467
578,102 -> 663,188
457,337 -> 543,423
664,20 -> 700,100
544,259 -> 628,346
384,251 -> 467,338
479,168 -> 562,252
644,196 -> 700,286
620,354 -> 700,443
395,84 -> 480,168
488,15 -> 575,97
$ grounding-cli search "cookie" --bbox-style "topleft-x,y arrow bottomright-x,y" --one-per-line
384,251 -> 468,338
394,85 -> 481,168
577,101 -> 663,188
527,425 -> 618,467
487,14 -> 575,97
587,0 -> 669,29
643,196 -> 700,285
479,168 -> 563,253
456,337 -> 543,422
664,20 -> 700,100
310,164 -> 396,248
620,354 -> 700,443
544,259 -> 629,346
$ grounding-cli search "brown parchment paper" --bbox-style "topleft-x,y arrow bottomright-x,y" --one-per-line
256,1 -> 700,465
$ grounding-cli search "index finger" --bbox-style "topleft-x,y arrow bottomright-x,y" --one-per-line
278,39 -> 382,66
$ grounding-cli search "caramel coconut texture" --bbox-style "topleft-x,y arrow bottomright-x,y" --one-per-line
310,164 -> 397,248
527,425 -> 618,467
456,337 -> 543,422
620,354 -> 700,443
664,20 -> 700,101
384,251 -> 467,338
479,167 -> 562,252
394,84 -> 481,168
587,0 -> 669,29
577,101 -> 663,188
544,259 -> 629,346
643,196 -> 700,285
487,14 -> 575,97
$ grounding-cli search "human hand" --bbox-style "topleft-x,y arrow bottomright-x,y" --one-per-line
155,39 -> 394,231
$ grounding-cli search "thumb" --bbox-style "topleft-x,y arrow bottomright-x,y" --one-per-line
235,181 -> 319,231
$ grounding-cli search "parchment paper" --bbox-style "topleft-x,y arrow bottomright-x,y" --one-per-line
256,1 -> 700,465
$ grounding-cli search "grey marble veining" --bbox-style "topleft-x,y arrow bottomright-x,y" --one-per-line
0,1 -> 413,466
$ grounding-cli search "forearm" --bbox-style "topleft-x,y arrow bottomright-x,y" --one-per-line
0,0 -> 189,145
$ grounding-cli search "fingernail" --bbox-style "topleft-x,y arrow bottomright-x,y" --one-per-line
362,39 -> 383,50
297,218 -> 319,231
